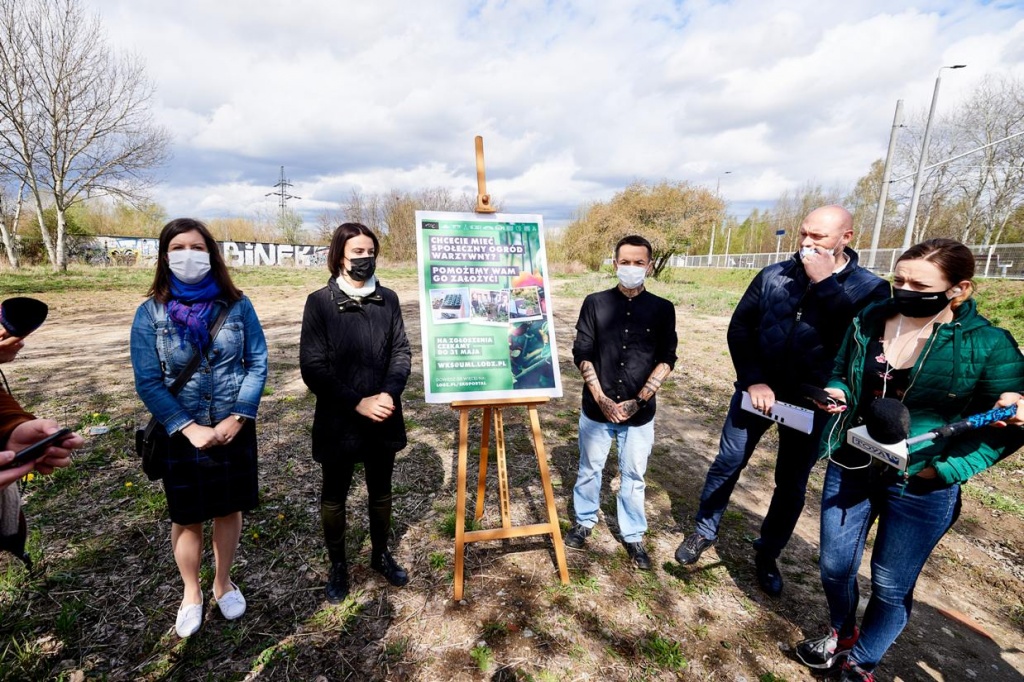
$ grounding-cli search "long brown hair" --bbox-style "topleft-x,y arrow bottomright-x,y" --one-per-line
896,238 -> 975,310
148,218 -> 243,303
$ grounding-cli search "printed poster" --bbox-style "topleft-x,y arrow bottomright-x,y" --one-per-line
415,211 -> 563,403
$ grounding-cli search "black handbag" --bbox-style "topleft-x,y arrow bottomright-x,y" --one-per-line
135,304 -> 231,481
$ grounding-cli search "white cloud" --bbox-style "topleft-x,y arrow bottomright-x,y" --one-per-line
90,0 -> 1024,227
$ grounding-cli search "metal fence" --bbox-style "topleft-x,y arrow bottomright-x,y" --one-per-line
673,243 -> 1024,278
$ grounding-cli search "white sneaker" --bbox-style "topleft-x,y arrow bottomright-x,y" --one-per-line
175,597 -> 203,638
215,582 -> 246,620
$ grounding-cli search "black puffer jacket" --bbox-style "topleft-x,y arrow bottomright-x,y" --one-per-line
727,248 -> 889,395
300,278 -> 412,461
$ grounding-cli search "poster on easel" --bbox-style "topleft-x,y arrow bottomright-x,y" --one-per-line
415,210 -> 563,403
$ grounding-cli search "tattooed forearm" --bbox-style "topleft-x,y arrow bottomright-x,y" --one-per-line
580,361 -> 602,392
638,363 -> 672,401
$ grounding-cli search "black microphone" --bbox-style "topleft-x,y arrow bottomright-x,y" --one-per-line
865,398 -> 910,445
0,297 -> 49,337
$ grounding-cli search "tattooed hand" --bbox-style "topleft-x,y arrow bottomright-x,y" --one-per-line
598,395 -> 626,423
619,399 -> 639,418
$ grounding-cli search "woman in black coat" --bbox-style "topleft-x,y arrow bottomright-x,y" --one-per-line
299,223 -> 412,603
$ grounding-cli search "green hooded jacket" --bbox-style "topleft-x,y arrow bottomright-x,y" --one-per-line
820,297 -> 1024,483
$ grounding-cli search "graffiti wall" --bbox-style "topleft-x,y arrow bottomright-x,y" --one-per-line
71,236 -> 329,267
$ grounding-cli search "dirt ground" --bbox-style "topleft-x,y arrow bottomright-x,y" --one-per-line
2,274 -> 1023,681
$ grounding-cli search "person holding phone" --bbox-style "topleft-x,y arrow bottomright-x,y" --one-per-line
130,218 -> 268,638
675,206 -> 889,595
795,239 -> 1024,681
300,223 -> 412,603
0,388 -> 82,564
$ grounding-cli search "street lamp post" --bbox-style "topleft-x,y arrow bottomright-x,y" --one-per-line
902,64 -> 966,251
708,171 -> 731,265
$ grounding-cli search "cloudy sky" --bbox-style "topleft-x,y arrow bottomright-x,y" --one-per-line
95,0 -> 1024,228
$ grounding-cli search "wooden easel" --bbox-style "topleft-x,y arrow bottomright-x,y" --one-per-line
451,397 -> 569,600
449,137 -> 569,600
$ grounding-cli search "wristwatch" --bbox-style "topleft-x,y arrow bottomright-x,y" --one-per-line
233,415 -> 248,424
635,396 -> 648,409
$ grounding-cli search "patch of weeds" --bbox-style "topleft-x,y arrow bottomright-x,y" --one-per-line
546,574 -> 599,599
1009,603 -> 1024,629
963,483 -> 1024,518
482,620 -> 510,640
625,578 -> 657,617
722,509 -> 744,523
759,673 -> 788,682
437,510 -> 480,539
308,595 -> 364,633
664,562 -> 721,596
470,644 -> 494,672
54,598 -> 86,641
428,551 -> 447,571
639,633 -> 687,671
691,623 -> 709,640
252,641 -> 296,671
382,636 -> 411,663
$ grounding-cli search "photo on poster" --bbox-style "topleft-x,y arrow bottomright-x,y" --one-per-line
469,288 -> 510,326
509,319 -> 556,389
509,285 -> 545,322
415,211 -> 563,403
430,287 -> 470,323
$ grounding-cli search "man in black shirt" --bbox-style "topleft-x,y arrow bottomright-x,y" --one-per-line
674,205 -> 889,595
566,235 -> 678,570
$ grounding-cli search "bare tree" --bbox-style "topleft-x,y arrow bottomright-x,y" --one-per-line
0,0 -> 170,270
0,177 -> 25,266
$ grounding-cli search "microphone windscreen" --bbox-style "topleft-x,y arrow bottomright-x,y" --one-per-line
866,398 -> 910,444
0,297 -> 48,337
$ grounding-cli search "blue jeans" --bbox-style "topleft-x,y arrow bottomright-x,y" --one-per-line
694,389 -> 828,558
819,460 -> 960,671
573,413 -> 655,543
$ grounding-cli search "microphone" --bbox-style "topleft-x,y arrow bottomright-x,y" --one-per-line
0,297 -> 49,337
865,398 -> 910,444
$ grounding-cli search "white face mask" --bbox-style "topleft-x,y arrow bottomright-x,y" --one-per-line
168,250 -> 211,284
617,265 -> 647,289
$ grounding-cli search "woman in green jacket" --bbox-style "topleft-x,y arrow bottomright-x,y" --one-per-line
795,239 -> 1024,682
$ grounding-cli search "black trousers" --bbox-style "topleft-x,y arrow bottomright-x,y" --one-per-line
320,451 -> 396,565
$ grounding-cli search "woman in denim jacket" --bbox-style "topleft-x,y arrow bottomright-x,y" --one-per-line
130,218 -> 268,638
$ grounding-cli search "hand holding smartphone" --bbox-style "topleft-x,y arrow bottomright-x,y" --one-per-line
0,428 -> 73,471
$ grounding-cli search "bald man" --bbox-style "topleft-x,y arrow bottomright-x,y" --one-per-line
676,206 -> 889,596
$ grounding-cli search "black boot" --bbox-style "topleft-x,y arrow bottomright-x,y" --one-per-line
325,561 -> 349,604
371,550 -> 409,587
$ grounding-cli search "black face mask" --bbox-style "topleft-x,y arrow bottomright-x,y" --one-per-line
892,287 -> 951,318
346,256 -> 376,282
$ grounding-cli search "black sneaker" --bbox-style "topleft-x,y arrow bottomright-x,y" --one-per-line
674,532 -> 715,565
625,542 -> 652,571
564,523 -> 592,549
839,660 -> 874,682
754,552 -> 783,596
795,627 -> 859,669
325,561 -> 349,604
371,551 -> 409,587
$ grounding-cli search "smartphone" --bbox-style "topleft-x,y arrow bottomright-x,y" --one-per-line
0,428 -> 73,471
801,383 -> 846,407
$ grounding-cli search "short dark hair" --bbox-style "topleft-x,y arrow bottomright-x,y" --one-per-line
148,218 -> 242,303
327,223 -> 381,278
614,235 -> 652,261
897,237 -> 975,310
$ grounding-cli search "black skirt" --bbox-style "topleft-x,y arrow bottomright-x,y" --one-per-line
163,420 -> 258,525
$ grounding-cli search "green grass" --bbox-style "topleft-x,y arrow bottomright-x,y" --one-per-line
470,644 -> 494,672
638,633 -> 688,671
962,483 -> 1024,519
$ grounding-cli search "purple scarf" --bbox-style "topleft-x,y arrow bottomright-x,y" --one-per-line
167,274 -> 221,352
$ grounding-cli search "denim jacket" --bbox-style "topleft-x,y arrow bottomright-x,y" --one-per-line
130,295 -> 268,434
